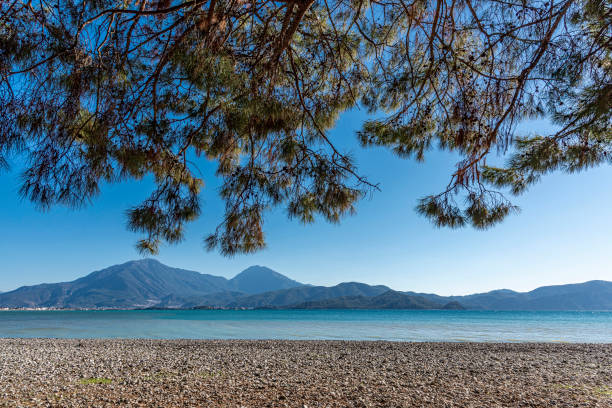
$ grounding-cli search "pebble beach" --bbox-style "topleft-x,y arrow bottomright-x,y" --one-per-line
1,339 -> 610,407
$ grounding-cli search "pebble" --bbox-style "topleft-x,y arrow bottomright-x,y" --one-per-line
0,340 -> 610,407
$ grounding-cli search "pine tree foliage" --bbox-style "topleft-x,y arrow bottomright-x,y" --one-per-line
0,0 -> 609,254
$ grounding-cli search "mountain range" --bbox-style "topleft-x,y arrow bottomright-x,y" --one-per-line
0,260 -> 301,309
1,259 -> 610,310
405,280 -> 612,311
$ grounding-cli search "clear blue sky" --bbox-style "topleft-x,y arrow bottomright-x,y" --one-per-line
1,109 -> 611,295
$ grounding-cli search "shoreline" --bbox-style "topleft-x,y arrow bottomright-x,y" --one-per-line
1,339 -> 610,407
3,307 -> 612,311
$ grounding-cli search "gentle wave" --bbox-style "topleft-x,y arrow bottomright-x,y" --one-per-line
0,309 -> 611,342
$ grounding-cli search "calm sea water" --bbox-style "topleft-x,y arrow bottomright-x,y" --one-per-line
0,310 -> 610,342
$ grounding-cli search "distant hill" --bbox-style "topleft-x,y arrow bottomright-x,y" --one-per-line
227,266 -> 302,294
405,280 -> 612,311
282,290 -> 463,310
0,260 -> 609,310
0,260 -> 303,309
226,282 -> 392,308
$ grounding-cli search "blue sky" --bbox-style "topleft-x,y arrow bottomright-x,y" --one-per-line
1,109 -> 611,295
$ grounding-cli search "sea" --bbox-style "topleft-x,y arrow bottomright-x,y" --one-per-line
1,310 -> 611,342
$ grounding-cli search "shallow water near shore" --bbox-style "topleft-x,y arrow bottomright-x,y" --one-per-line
1,309 -> 611,342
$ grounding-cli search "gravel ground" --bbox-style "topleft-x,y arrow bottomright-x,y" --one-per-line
0,339 -> 610,407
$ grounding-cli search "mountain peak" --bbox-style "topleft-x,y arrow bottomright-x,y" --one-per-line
229,266 -> 302,294
100,259 -> 163,271
234,265 -> 284,278
127,258 -> 163,266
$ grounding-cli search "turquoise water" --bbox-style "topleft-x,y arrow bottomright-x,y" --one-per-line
0,310 -> 611,342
